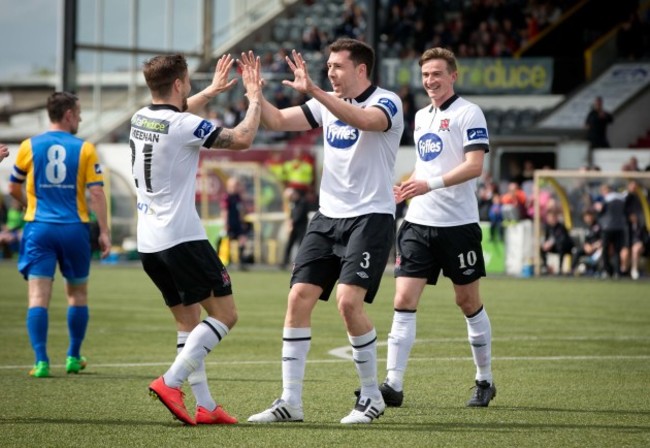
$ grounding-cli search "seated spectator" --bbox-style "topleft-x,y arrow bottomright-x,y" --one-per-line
571,209 -> 602,276
540,209 -> 574,275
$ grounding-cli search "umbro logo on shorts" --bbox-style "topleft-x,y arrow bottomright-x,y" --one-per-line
356,271 -> 369,279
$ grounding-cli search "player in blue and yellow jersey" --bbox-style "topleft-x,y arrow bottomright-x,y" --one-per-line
9,92 -> 111,378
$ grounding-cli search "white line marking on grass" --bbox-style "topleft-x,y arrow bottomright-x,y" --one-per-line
328,336 -> 650,360
2,355 -> 649,370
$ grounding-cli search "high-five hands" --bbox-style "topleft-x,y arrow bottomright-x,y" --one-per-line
282,50 -> 315,94
207,54 -> 239,96
238,51 -> 262,102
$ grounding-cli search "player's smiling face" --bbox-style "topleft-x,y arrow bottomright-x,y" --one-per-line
421,59 -> 457,107
327,50 -> 361,98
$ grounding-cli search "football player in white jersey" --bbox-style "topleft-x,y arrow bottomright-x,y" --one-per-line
134,53 -> 263,425
243,38 -> 404,424
373,47 -> 496,408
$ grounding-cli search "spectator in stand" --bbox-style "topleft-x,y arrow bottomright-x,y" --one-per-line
501,180 -> 528,221
571,209 -> 602,276
585,96 -> 613,149
540,209 -> 574,275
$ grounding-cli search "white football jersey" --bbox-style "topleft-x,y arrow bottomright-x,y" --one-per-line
130,104 -> 222,252
405,95 -> 489,227
302,85 -> 403,218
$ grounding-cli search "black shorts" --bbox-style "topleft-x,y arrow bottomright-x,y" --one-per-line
139,240 -> 233,307
291,211 -> 394,304
394,221 -> 486,286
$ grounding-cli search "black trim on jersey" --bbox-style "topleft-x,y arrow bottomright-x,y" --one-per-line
148,104 -> 180,112
204,127 -> 223,148
464,143 -> 489,154
301,104 -> 320,129
428,94 -> 459,113
353,85 -> 377,103
371,104 -> 392,132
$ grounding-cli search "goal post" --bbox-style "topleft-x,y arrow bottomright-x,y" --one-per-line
531,169 -> 650,276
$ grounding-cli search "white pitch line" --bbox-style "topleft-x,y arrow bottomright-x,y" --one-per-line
2,355 -> 649,370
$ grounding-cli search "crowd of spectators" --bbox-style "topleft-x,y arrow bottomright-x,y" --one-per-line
477,157 -> 650,280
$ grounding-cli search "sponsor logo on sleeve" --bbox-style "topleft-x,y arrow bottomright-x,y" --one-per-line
467,128 -> 488,141
377,97 -> 398,116
193,120 -> 214,139
94,163 -> 103,174
417,133 -> 443,161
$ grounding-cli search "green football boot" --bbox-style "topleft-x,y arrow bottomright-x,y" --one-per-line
66,356 -> 87,374
29,361 -> 50,378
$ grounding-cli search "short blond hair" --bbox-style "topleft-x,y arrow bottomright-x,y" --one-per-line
419,47 -> 457,73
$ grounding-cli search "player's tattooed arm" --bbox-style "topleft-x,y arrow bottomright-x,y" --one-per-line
211,100 -> 261,150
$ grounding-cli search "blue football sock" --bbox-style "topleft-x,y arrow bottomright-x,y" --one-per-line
27,307 -> 49,363
67,306 -> 89,358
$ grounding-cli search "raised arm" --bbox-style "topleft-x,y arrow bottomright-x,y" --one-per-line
186,54 -> 239,115
209,54 -> 262,150
239,51 -> 311,132
283,50 -> 388,132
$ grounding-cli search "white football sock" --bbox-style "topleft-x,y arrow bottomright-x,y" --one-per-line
385,310 -> 416,391
465,306 -> 493,384
280,327 -> 311,407
349,328 -> 380,400
164,317 -> 229,388
177,331 -> 216,411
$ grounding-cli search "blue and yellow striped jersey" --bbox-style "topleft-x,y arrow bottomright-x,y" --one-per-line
10,130 -> 104,223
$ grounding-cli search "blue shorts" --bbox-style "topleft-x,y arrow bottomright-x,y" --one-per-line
18,222 -> 91,283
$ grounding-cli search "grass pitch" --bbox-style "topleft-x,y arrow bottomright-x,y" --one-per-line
0,261 -> 648,447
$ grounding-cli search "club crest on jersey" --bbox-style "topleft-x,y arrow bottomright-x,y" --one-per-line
467,127 -> 488,141
193,120 -> 214,139
326,119 -> 359,149
439,119 -> 450,132
417,133 -> 443,161
377,97 -> 398,116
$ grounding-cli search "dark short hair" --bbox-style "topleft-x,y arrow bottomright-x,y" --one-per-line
47,91 -> 78,123
419,47 -> 458,73
328,38 -> 375,79
143,53 -> 188,98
